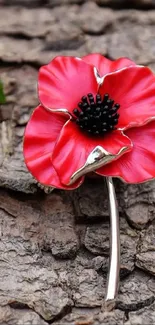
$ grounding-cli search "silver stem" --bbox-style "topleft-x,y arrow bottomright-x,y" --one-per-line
104,177 -> 120,310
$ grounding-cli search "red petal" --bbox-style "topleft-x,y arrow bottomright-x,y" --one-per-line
99,65 -> 155,129
38,56 -> 98,114
52,120 -> 132,185
82,54 -> 135,76
96,121 -> 155,183
23,105 -> 84,189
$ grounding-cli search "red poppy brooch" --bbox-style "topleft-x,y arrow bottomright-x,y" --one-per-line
23,54 -> 155,308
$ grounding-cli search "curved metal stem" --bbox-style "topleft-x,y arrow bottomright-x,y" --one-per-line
104,177 -> 120,310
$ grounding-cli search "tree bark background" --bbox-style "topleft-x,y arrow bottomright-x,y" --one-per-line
0,0 -> 155,324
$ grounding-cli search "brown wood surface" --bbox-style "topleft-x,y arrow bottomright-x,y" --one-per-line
0,1 -> 155,324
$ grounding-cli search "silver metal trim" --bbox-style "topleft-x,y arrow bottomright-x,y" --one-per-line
104,177 -> 120,311
68,144 -> 130,185
100,64 -> 145,85
118,115 -> 155,132
94,67 -> 103,85
45,107 -> 72,118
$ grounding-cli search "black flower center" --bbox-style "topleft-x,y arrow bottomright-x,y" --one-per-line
72,93 -> 120,136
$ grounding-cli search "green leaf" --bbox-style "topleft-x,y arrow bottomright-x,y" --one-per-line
0,80 -> 6,104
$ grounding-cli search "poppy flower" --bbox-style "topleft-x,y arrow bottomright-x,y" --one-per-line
23,54 -> 155,189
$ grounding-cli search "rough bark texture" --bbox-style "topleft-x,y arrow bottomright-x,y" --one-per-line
0,1 -> 155,324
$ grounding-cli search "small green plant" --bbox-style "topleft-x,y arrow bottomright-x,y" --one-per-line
0,80 -> 6,104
